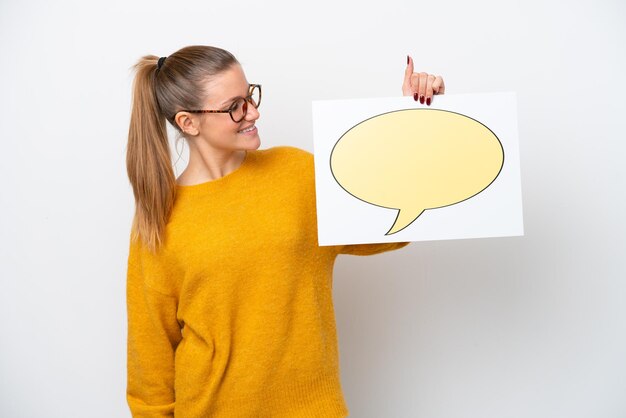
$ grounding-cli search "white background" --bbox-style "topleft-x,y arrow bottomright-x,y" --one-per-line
1,0 -> 625,417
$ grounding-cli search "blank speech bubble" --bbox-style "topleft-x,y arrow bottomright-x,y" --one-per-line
330,109 -> 504,235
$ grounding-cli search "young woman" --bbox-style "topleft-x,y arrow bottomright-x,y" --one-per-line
126,45 -> 445,418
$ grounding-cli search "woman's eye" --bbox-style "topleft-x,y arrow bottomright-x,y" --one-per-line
230,100 -> 242,111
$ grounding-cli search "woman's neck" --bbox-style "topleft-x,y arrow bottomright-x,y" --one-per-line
176,146 -> 246,186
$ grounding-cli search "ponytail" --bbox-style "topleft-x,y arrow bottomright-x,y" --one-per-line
126,46 -> 239,253
126,56 -> 176,253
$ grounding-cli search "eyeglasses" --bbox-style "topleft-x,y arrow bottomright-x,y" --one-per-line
180,84 -> 262,123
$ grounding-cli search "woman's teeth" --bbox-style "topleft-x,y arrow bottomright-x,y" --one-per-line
239,126 -> 255,133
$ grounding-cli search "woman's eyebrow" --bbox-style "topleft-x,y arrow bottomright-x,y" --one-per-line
220,95 -> 243,106
219,85 -> 251,106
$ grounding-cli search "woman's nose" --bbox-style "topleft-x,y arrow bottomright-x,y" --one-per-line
245,102 -> 260,121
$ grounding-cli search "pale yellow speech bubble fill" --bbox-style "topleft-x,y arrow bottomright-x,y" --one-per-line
330,109 -> 504,235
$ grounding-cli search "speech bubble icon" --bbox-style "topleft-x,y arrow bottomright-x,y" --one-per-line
330,109 -> 504,235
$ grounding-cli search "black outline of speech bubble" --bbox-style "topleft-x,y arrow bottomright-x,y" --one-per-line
329,108 -> 505,235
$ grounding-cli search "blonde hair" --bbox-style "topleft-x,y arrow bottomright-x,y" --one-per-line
126,46 -> 238,253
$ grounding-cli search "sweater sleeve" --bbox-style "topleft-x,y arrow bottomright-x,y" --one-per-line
338,241 -> 411,256
126,240 -> 182,418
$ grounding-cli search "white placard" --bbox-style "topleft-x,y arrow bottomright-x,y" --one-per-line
312,92 -> 524,246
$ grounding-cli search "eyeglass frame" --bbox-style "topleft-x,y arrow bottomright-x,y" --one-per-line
178,84 -> 262,123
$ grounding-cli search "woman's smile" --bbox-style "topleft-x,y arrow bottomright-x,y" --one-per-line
238,124 -> 257,135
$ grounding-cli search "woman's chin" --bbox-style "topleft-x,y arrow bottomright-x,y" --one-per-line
243,134 -> 261,150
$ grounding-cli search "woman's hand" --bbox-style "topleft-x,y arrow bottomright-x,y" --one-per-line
402,55 -> 445,106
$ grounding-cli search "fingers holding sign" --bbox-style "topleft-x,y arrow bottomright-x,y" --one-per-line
402,55 -> 445,106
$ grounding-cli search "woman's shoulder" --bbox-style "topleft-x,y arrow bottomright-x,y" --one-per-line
253,146 -> 314,172
251,146 -> 315,190
256,145 -> 312,160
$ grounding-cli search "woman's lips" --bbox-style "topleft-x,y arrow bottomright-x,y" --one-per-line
238,125 -> 257,135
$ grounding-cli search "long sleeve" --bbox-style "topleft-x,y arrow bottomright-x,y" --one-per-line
338,241 -> 411,256
126,240 -> 182,418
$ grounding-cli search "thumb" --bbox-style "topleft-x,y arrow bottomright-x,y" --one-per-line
402,55 -> 414,95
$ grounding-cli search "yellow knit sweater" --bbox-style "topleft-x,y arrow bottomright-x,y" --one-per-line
126,146 -> 409,417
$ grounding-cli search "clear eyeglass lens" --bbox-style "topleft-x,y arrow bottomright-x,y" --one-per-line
231,86 -> 260,122
231,99 -> 247,122
249,86 -> 260,108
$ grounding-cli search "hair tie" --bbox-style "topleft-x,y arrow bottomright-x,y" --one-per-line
157,56 -> 167,70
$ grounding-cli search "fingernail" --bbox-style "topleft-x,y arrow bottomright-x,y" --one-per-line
420,95 -> 425,104
407,55 -> 410,65
413,93 -> 418,101
426,97 -> 431,106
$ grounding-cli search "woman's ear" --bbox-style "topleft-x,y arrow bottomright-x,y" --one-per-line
175,112 -> 199,136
